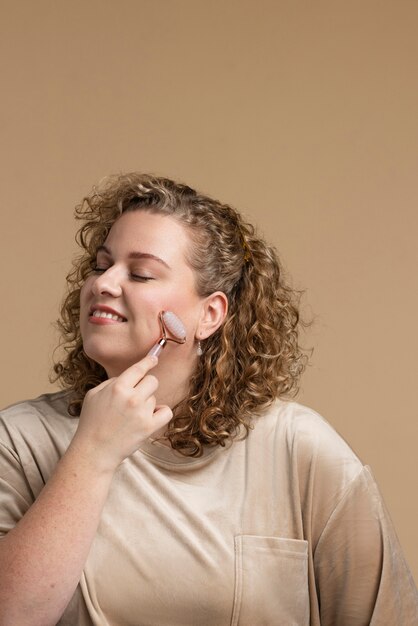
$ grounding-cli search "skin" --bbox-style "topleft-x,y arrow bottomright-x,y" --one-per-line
0,211 -> 228,624
80,210 -> 227,411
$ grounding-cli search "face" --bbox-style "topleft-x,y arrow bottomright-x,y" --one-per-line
79,210 -> 204,377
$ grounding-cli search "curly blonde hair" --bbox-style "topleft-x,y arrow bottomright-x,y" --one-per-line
53,173 -> 311,456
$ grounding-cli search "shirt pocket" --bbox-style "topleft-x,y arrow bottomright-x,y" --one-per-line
231,535 -> 309,626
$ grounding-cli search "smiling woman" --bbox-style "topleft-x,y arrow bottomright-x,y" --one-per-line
53,174 -> 305,457
77,210 -> 211,387
0,173 -> 417,626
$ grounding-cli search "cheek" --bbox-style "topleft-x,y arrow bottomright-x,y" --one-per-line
161,292 -> 202,333
137,282 -> 183,310
79,278 -> 93,306
79,278 -> 98,331
131,290 -> 162,315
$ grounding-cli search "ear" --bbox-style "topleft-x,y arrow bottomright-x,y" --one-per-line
196,291 -> 228,340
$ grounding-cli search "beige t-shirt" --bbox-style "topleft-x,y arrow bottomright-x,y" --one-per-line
0,391 -> 417,625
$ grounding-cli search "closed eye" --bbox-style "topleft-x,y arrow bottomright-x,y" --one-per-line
92,267 -> 153,282
130,274 -> 154,282
92,265 -> 154,283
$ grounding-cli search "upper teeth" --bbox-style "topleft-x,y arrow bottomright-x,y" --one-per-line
92,310 -> 125,322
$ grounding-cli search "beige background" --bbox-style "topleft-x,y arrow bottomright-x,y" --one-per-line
1,1 -> 417,582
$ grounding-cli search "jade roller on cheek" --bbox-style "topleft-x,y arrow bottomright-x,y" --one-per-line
147,311 -> 187,358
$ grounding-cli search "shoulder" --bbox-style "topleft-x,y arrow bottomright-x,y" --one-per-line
0,391 -> 77,499
249,399 -> 366,536
0,391 -> 75,534
0,390 -> 77,453
253,397 -> 363,470
1,390 -> 73,419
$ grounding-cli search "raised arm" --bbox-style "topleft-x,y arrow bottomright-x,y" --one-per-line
0,355 -> 172,626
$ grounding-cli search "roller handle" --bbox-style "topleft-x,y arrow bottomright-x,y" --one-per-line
147,338 -> 166,358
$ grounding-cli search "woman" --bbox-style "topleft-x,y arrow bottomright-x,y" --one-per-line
0,173 -> 417,625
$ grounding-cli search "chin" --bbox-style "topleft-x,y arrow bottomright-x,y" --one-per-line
81,333 -> 151,373
87,350 -> 145,377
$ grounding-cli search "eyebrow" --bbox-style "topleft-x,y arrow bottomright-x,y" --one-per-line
96,245 -> 171,269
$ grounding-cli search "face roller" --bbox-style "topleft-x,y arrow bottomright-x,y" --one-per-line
147,311 -> 187,358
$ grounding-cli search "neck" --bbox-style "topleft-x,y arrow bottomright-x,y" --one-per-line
104,344 -> 197,411
154,354 -> 195,408
146,348 -> 197,444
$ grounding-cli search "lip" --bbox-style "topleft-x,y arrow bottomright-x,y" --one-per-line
88,304 -> 127,321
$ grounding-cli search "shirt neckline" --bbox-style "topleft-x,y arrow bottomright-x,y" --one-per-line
137,436 -> 226,467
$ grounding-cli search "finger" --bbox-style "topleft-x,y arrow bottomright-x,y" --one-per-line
117,355 -> 158,388
134,374 -> 159,399
150,405 -> 173,435
143,394 -> 157,416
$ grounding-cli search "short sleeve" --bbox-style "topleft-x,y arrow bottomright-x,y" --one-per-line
313,465 -> 418,625
0,441 -> 34,538
0,392 -> 76,541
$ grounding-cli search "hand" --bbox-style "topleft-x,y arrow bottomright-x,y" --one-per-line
70,355 -> 173,473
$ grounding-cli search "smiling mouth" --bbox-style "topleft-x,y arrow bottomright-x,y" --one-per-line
90,310 -> 127,322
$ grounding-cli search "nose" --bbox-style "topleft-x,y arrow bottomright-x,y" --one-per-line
91,266 -> 123,298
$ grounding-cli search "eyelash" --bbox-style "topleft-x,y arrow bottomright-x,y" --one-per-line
92,267 -> 154,282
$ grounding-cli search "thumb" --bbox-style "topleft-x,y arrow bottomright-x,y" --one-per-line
151,405 -> 173,432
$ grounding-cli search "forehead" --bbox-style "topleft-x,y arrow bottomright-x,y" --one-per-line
103,210 -> 191,262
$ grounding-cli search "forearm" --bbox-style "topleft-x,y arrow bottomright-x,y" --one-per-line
0,355 -> 171,625
0,440 -> 114,626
